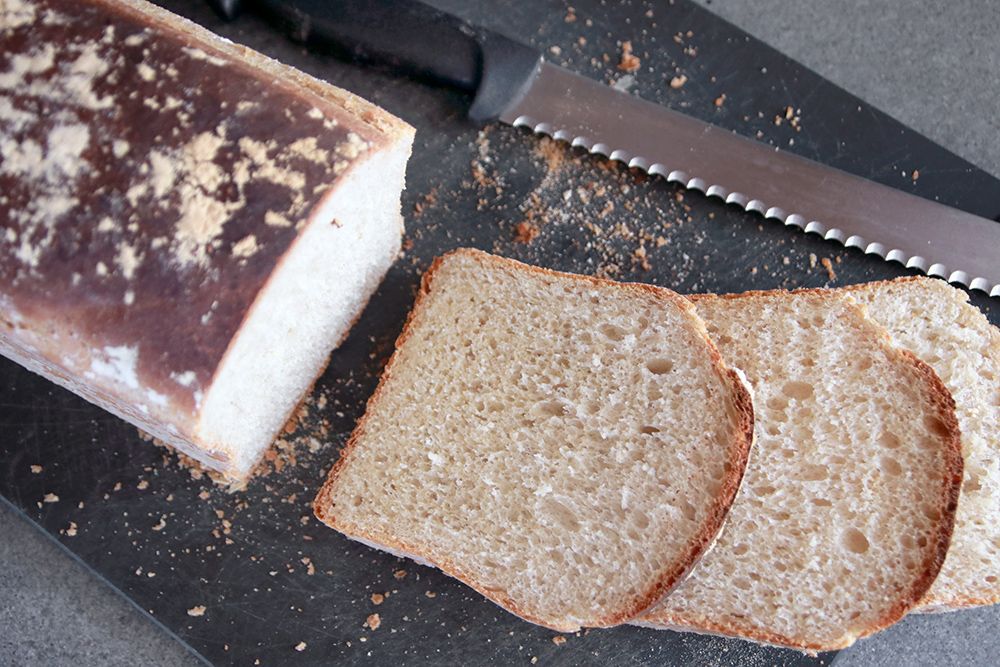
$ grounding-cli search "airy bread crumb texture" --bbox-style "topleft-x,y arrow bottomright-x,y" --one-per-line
316,249 -> 753,631
848,277 -> 1000,610
640,289 -> 962,651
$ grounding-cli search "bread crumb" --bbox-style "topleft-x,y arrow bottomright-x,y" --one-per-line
43,493 -> 59,503
669,74 -> 687,89
564,7 -> 576,22
618,41 -> 640,73
65,522 -> 77,537
393,569 -> 407,580
371,593 -> 385,605
365,613 -> 381,631
30,465 -> 42,474
714,94 -> 727,107
820,257 -> 837,281
294,641 -> 307,652
912,169 -> 920,181
425,590 -> 437,599
552,635 -> 567,646
808,253 -> 817,269
187,605 -> 206,617
514,221 -> 540,244
137,480 -> 149,490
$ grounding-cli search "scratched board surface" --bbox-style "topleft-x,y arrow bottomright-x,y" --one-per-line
2,0 -> 998,665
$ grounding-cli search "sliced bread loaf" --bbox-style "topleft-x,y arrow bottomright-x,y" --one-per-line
314,249 -> 754,631
846,277 -> 1000,611
636,289 -> 963,651
0,0 -> 415,480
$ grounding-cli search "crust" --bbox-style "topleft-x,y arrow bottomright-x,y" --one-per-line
100,0 -> 415,145
313,248 -> 756,630
637,287 -> 964,651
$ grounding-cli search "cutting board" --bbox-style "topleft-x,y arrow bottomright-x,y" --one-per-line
2,0 -> 998,665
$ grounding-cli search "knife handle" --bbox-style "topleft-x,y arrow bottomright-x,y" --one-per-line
245,0 -> 542,121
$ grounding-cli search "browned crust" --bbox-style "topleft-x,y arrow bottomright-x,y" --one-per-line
313,247 -> 756,631
841,275 -> 1000,611
638,287 -> 964,651
99,0 -> 414,145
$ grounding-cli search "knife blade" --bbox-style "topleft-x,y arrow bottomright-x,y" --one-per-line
223,0 -> 1000,297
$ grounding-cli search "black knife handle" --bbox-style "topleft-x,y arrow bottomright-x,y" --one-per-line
246,0 -> 542,121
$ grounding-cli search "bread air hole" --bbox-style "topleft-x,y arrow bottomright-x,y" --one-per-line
646,358 -> 673,375
781,380 -> 814,400
532,400 -> 567,418
924,415 -> 952,439
599,323 -> 627,341
922,503 -> 942,521
878,431 -> 901,449
540,498 -> 580,532
965,472 -> 982,494
879,456 -> 903,476
841,527 -> 870,554
798,464 -> 828,481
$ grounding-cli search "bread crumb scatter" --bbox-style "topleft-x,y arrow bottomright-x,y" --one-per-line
820,257 -> 837,281
514,221 -> 540,244
618,41 -> 641,72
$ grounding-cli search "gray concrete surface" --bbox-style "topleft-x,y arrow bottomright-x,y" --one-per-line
1,1 -> 997,665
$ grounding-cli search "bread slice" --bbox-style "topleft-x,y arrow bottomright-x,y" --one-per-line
636,289 -> 963,651
314,249 -> 754,631
0,0 -> 414,479
845,277 -> 1000,611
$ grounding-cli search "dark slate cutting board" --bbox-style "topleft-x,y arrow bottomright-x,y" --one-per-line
2,0 -> 998,665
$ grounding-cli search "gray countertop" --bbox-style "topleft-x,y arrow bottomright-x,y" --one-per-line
2,1 -> 998,665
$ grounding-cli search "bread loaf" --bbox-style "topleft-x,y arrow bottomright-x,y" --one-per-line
636,289 -> 963,651
314,249 -> 754,631
846,277 -> 1000,611
0,0 -> 415,479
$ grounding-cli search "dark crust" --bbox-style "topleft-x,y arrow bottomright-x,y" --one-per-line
842,275 -> 1000,611
313,248 -> 756,631
0,0 -> 413,479
638,288 -> 964,651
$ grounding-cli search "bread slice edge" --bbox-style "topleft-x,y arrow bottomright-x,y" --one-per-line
313,248 -> 756,631
636,287 -> 964,652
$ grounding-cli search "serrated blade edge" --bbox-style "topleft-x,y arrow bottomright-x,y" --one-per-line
499,63 -> 1000,297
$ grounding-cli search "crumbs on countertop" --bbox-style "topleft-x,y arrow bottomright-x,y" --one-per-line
618,40 -> 640,72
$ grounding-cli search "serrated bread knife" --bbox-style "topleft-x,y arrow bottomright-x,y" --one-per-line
213,0 -> 1000,297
